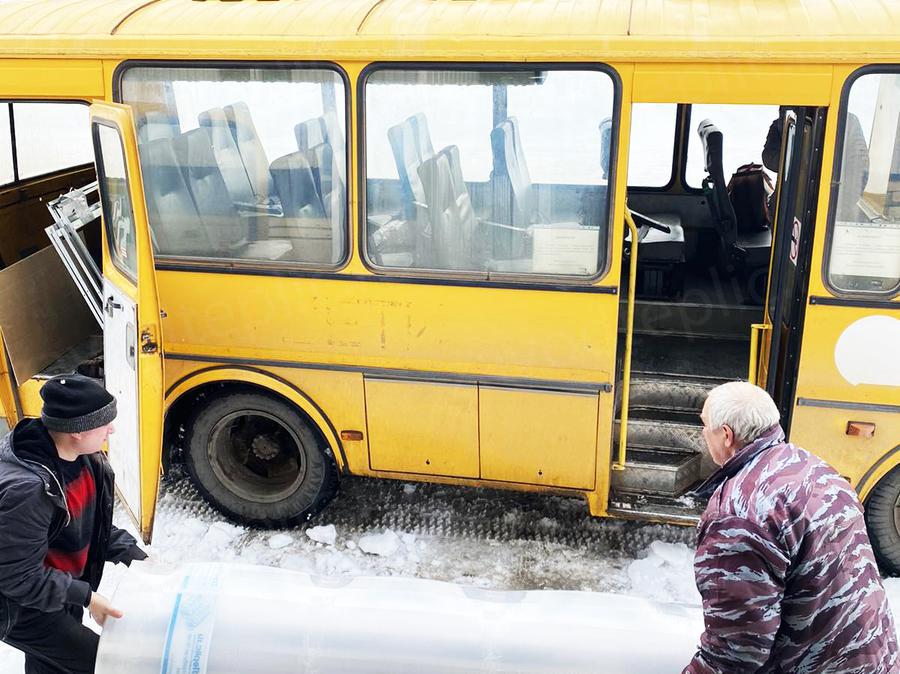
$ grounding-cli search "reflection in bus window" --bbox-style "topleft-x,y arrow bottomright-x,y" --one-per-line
120,66 -> 347,267
685,104 -> 778,188
364,68 -> 615,277
828,72 -> 900,295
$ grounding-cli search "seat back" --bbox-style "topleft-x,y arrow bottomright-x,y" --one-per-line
223,102 -> 277,203
173,128 -> 247,253
137,111 -> 180,145
270,151 -> 326,219
321,111 -> 346,184
598,116 -> 612,180
198,106 -> 257,206
388,119 -> 425,218
417,145 -> 476,269
698,119 -> 738,248
408,113 -> 434,160
294,117 -> 326,153
490,117 -> 536,226
138,137 -> 214,256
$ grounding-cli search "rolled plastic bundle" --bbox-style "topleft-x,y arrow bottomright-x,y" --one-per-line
96,562 -> 703,673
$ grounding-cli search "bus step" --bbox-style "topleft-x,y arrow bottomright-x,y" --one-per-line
624,375 -> 714,419
610,447 -> 701,496
619,299 -> 761,341
607,489 -> 705,525
614,418 -> 705,454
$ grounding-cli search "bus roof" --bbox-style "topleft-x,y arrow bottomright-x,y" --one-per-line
0,0 -> 896,61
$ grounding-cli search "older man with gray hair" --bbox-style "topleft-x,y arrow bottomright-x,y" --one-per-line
683,381 -> 898,674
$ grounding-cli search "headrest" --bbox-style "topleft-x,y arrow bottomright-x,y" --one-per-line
175,128 -> 219,175
223,102 -> 256,141
137,111 -> 179,144
198,107 -> 233,145
408,113 -> 434,159
295,117 -> 326,152
697,119 -> 723,174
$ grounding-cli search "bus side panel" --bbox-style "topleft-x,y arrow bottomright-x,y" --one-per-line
789,65 -> 900,497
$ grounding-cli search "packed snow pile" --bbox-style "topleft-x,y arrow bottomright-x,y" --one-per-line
95,562 -> 705,674
626,540 -> 702,605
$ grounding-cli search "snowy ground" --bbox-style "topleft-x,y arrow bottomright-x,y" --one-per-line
2,468 -> 900,671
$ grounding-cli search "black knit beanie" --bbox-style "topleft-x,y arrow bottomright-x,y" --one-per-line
40,375 -> 117,433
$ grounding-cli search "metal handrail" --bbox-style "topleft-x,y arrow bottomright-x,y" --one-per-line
614,210 -> 640,472
748,323 -> 772,386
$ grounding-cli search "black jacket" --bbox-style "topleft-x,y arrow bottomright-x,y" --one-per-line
0,419 -> 146,635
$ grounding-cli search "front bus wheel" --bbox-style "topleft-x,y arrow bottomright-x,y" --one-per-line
184,392 -> 338,527
864,465 -> 900,576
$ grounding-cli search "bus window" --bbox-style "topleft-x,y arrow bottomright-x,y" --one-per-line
628,103 -> 677,187
119,65 -> 348,267
0,106 -> 12,184
364,67 -> 615,277
95,123 -> 137,281
827,71 -> 900,296
14,103 -> 92,180
685,103 -> 778,188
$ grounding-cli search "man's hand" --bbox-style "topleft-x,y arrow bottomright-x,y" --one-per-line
88,592 -> 123,626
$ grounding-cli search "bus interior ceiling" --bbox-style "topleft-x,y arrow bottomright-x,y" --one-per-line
0,101 -> 103,398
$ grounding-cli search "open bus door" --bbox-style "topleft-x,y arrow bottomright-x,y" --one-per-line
751,107 -> 826,425
90,102 -> 164,544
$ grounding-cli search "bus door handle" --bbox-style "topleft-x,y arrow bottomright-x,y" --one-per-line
104,296 -> 123,318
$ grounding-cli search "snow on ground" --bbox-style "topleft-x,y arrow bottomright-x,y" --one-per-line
1,467 -> 899,671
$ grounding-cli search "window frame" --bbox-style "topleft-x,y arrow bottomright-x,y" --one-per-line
822,64 -> 900,300
357,61 -> 622,286
0,99 -> 94,189
93,119 -> 138,284
113,59 -> 353,274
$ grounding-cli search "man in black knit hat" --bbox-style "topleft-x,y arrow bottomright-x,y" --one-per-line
0,374 -> 147,673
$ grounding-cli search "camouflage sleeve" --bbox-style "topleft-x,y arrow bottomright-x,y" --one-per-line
683,514 -> 790,674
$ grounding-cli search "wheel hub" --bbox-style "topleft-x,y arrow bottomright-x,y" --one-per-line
251,434 -> 281,461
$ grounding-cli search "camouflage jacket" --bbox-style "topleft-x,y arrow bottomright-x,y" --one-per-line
684,424 -> 899,674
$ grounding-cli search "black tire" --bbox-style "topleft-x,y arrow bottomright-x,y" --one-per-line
184,392 -> 338,527
864,466 -> 900,576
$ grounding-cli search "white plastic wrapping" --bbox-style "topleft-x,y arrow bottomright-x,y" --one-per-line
96,563 -> 703,673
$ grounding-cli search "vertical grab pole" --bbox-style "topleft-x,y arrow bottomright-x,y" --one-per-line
748,323 -> 771,386
614,210 -> 640,472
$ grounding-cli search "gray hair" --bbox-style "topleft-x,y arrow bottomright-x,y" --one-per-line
705,381 -> 780,446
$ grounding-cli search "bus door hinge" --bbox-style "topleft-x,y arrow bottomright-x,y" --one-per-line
140,327 -> 159,354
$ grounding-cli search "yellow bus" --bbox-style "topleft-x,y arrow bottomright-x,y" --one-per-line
0,0 -> 898,569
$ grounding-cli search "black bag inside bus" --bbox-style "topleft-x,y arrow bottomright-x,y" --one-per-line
727,163 -> 773,234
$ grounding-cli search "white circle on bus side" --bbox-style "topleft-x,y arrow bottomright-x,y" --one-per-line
833,315 -> 900,387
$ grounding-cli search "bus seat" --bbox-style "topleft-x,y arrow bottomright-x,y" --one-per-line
137,111 -> 179,145
698,119 -> 771,269
408,113 -> 434,160
172,128 -> 248,254
490,117 -> 536,227
388,118 -> 428,218
138,137 -> 215,256
271,150 -> 341,263
270,151 -> 326,220
417,145 -> 476,269
198,106 -> 257,207
295,117 -> 326,152
305,141 -> 344,219
296,113 -> 347,186
223,102 -> 278,204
